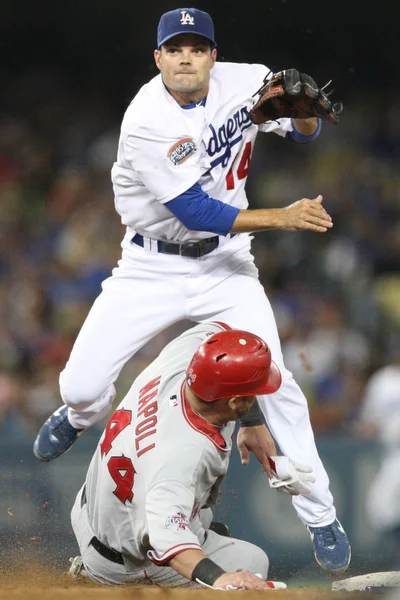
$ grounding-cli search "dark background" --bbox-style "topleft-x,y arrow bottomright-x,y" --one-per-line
1,0 -> 398,112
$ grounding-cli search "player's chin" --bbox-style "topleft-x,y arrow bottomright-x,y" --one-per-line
239,400 -> 256,418
173,77 -> 200,92
236,402 -> 254,419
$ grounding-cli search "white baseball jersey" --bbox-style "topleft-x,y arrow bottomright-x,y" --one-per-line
84,322 -> 234,566
360,365 -> 400,531
359,365 -> 400,448
111,62 -> 293,244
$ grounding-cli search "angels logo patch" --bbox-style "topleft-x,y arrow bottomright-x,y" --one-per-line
168,138 -> 196,165
186,367 -> 197,387
169,394 -> 178,408
165,512 -> 190,531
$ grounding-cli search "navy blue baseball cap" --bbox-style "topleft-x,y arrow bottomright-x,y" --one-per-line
157,8 -> 216,48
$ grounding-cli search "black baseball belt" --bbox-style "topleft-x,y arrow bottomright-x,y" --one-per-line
131,233 -> 236,259
81,485 -> 124,565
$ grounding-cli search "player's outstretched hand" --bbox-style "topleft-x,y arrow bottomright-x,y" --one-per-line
281,195 -> 333,232
237,424 -> 277,478
214,570 -> 273,590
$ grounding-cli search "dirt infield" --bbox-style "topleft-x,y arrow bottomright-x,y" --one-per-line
0,588 -> 382,600
0,560 -> 387,599
0,570 -> 385,600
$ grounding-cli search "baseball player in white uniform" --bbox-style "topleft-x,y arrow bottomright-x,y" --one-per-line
34,8 -> 350,574
70,322 -> 290,589
356,339 -> 400,556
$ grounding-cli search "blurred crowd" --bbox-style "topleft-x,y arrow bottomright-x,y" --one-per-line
1,67 -> 399,442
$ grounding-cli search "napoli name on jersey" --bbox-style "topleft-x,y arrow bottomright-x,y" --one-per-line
83,322 -> 233,565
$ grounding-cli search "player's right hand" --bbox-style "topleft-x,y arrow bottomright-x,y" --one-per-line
282,195 -> 333,232
213,570 -> 272,590
237,424 -> 277,477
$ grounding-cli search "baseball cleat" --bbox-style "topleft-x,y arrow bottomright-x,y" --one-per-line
209,521 -> 231,537
68,556 -> 87,578
307,518 -> 351,575
33,405 -> 84,462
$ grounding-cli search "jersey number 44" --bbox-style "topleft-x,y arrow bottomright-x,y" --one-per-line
100,409 -> 136,504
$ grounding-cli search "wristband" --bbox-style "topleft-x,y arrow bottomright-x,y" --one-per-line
191,558 -> 226,586
239,400 -> 266,427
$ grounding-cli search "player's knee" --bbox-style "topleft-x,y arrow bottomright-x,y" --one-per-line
247,544 -> 269,579
60,371 -> 107,410
230,540 -> 269,578
209,534 -> 269,578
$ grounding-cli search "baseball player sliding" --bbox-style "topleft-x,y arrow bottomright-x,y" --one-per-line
34,8 -> 350,574
69,322 -> 308,589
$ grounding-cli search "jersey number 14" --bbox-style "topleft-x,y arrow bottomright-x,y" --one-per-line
225,141 -> 252,190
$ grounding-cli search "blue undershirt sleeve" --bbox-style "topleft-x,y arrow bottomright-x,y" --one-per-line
287,118 -> 321,143
165,183 -> 240,236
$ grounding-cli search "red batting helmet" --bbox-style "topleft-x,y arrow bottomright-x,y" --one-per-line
186,330 -> 282,402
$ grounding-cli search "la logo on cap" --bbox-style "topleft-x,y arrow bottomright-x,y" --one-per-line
180,10 -> 195,25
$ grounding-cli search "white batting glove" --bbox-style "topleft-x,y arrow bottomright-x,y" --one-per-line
268,456 -> 316,495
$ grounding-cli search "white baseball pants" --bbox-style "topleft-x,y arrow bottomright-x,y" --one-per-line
71,487 -> 269,587
61,232 -> 335,526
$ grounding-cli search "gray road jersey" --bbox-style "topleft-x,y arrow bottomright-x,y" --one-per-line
84,322 -> 235,566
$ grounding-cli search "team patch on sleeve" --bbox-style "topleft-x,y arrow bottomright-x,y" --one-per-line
167,138 -> 196,165
164,512 -> 190,531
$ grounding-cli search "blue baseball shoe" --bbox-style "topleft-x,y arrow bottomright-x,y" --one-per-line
307,519 -> 351,575
33,405 -> 84,462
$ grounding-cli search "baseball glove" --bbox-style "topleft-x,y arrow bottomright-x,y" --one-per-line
249,69 -> 343,125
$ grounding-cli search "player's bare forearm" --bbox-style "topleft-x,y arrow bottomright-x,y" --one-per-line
230,194 -> 333,234
169,549 -> 206,580
292,117 -> 319,135
237,424 -> 277,478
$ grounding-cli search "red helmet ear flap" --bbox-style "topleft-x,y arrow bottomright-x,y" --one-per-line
186,330 -> 281,402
